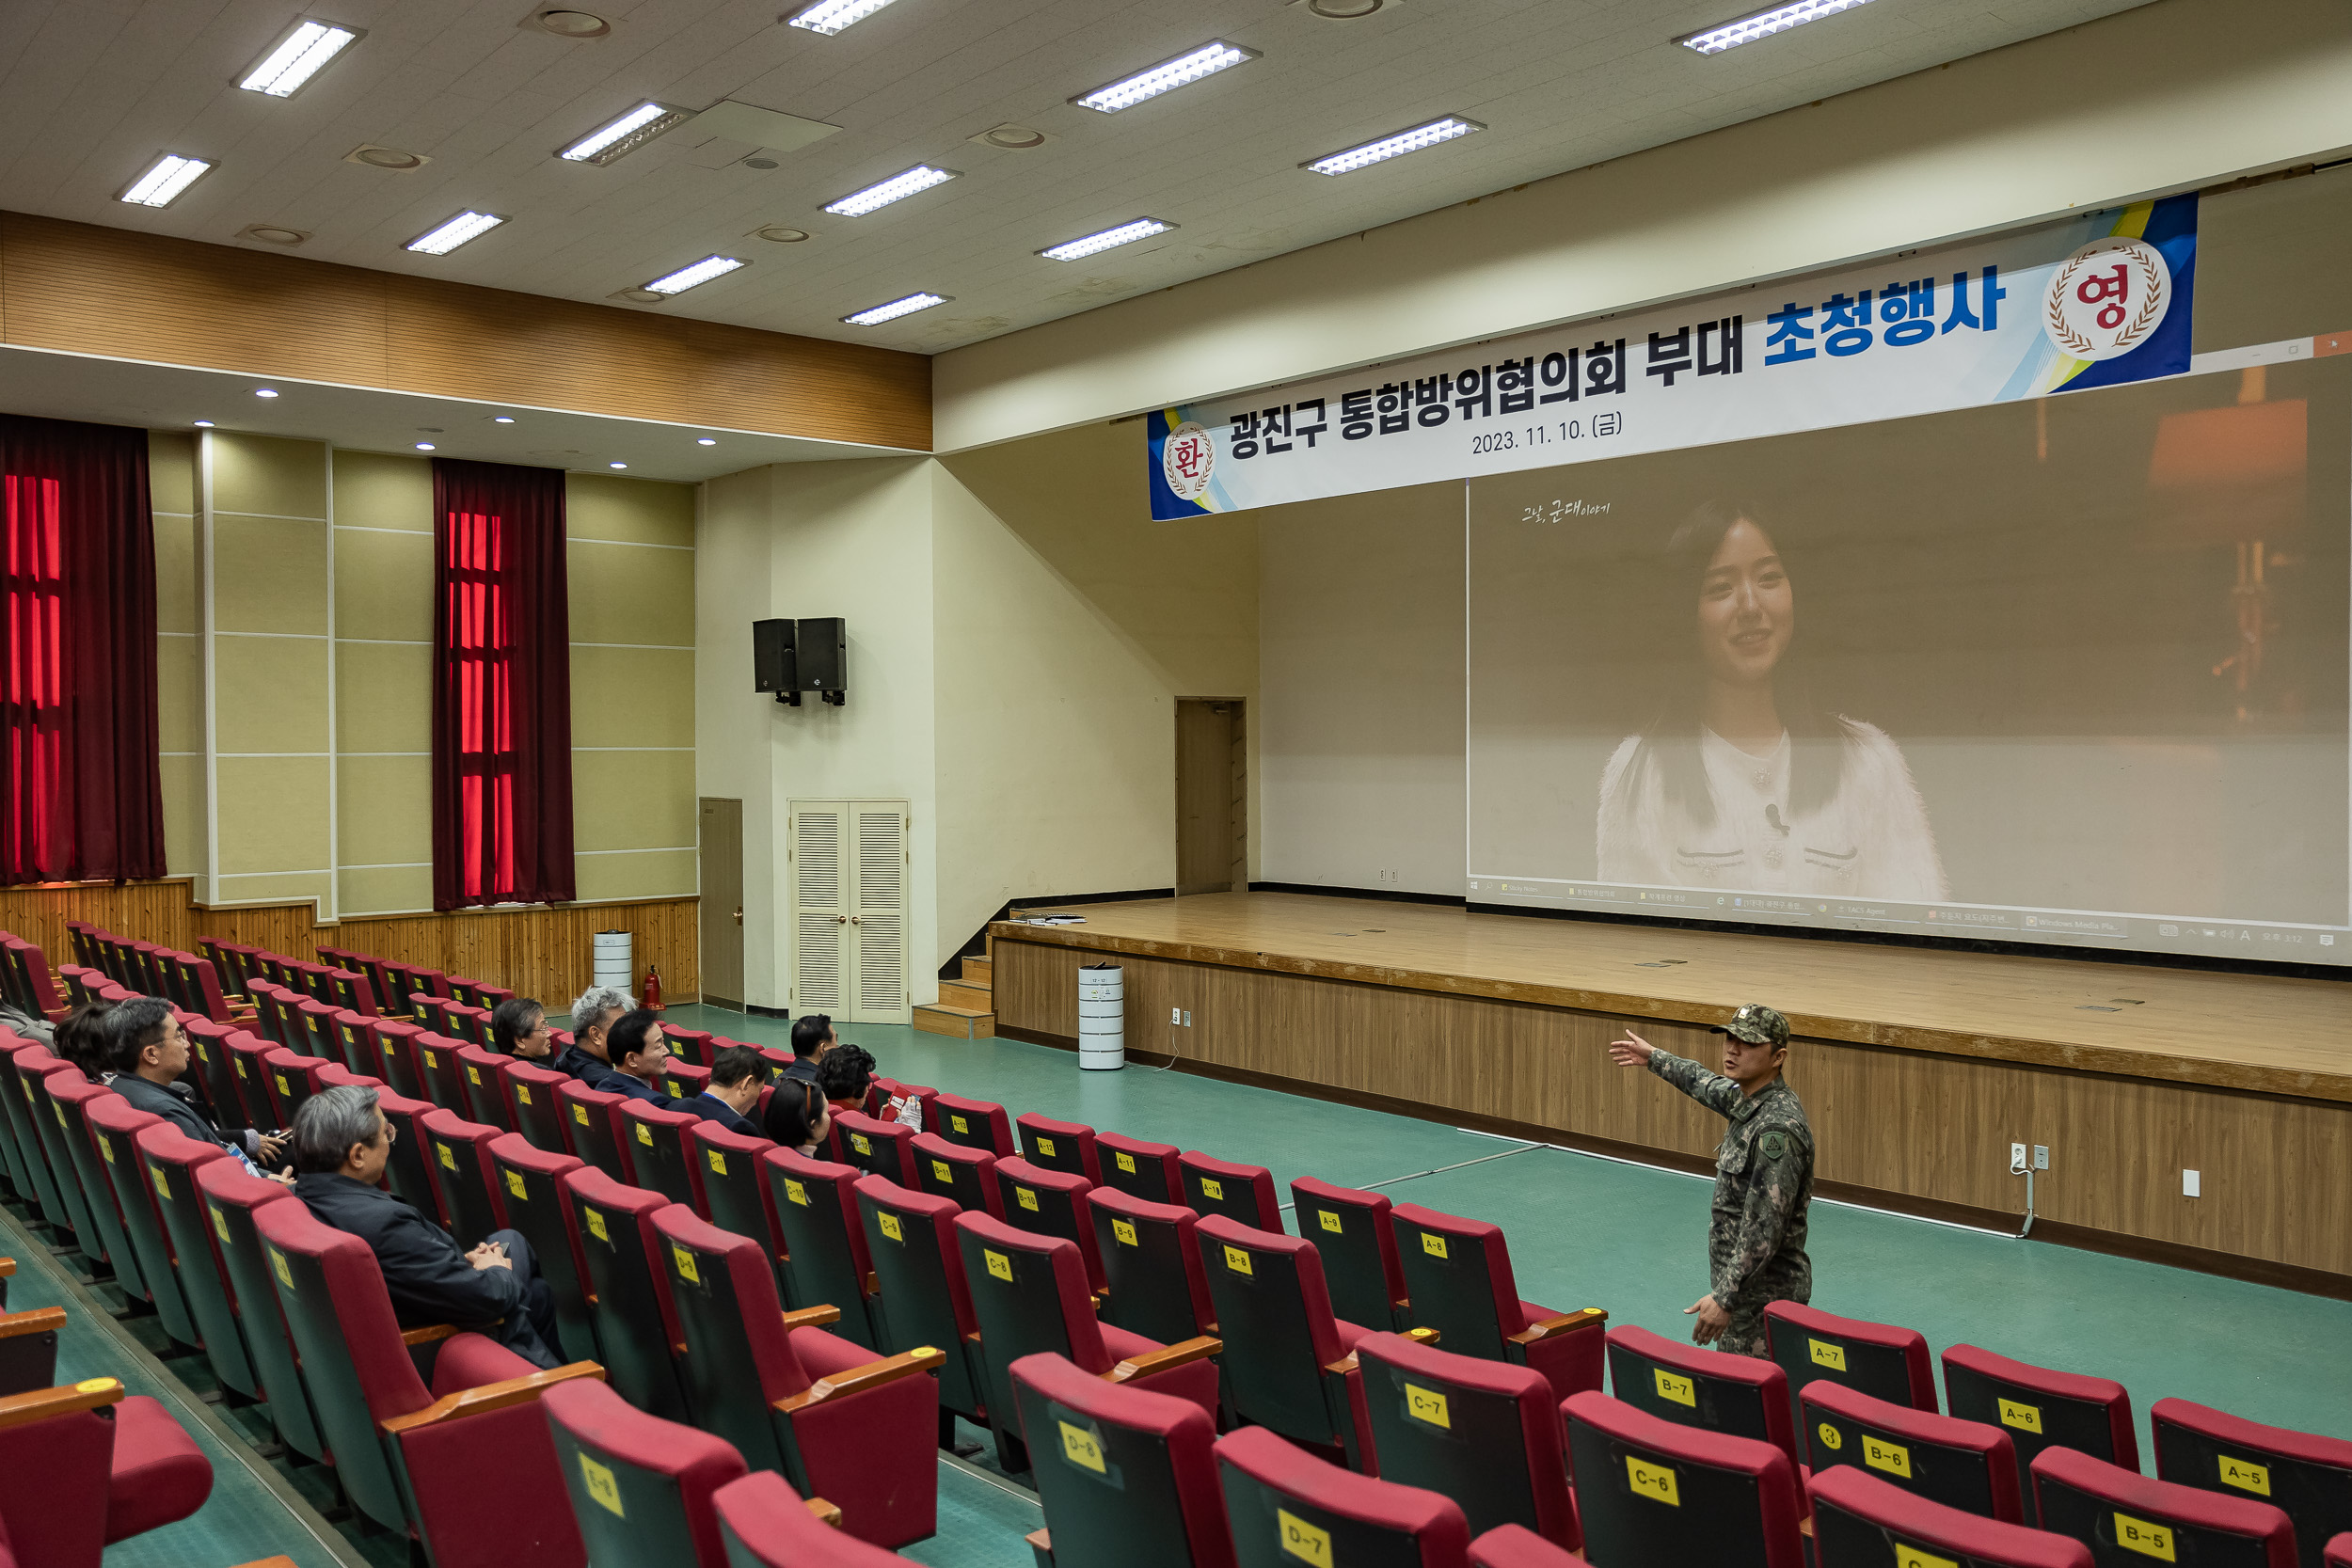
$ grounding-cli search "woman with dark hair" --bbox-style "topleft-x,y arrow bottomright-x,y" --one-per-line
761,1078 -> 833,1158
490,997 -> 553,1059
54,1002 -> 115,1081
1597,499 -> 1946,900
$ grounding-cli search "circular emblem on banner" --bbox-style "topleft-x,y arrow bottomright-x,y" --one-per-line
1161,420 -> 1216,502
2042,237 -> 2171,361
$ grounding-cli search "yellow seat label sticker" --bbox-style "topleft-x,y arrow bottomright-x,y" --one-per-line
2217,1456 -> 2270,1496
1628,1456 -> 1680,1506
1318,1210 -> 1343,1233
101,1138 -> 115,1164
467,1067 -> 481,1085
1422,1232 -> 1449,1259
1653,1369 -> 1696,1407
271,1248 -> 294,1289
951,1115 -> 969,1134
879,1212 -> 904,1243
784,1180 -> 808,1207
1017,1186 -> 1040,1212
1200,1178 -> 1224,1199
1405,1384 -> 1450,1428
151,1168 -> 170,1199
2114,1513 -> 2175,1561
1112,1218 -> 1138,1246
437,1144 -> 456,1169
504,1169 -> 527,1200
1035,1136 -> 1056,1158
573,1105 -> 590,1125
1864,1435 -> 1913,1478
708,1151 -> 727,1176
1059,1421 -> 1106,1473
423,1051 -> 437,1068
580,1453 -> 624,1517
933,1160 -> 954,1184
851,1133 -> 872,1155
212,1207 -> 230,1243
1819,1422 -> 1844,1451
516,1086 -> 532,1104
666,1080 -> 681,1097
1809,1338 -> 1848,1371
1279,1510 -> 1331,1568
277,1073 -> 291,1094
673,1245 -> 700,1284
1894,1545 -> 1960,1568
1997,1398 -> 2042,1433
1116,1151 -> 1136,1174
636,1123 -> 653,1146
985,1249 -> 1013,1282
1223,1244 -> 1253,1275
584,1208 -> 609,1242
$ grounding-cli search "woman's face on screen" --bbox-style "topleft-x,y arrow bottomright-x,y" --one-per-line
1695,517 -> 1793,687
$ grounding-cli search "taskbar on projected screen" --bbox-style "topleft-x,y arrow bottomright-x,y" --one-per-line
1463,878 -> 2351,964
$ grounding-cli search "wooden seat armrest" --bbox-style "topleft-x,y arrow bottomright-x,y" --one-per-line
1026,1528 -> 1053,1556
780,1305 -> 842,1330
379,1360 -> 604,1435
1106,1336 -> 1222,1385
863,1270 -> 879,1295
806,1498 -> 844,1529
1404,1325 -> 1439,1346
772,1345 -> 948,1415
0,1307 -> 66,1341
1321,1354 -> 1359,1377
227,1557 -> 300,1568
0,1259 -> 16,1279
400,1323 -> 460,1347
0,1378 -> 125,1431
1509,1307 -> 1608,1347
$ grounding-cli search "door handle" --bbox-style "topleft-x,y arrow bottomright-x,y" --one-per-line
733,907 -> 743,926
834,914 -> 848,924
849,915 -> 863,926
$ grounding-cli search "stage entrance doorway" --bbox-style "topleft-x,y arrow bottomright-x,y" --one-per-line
1176,699 -> 1246,896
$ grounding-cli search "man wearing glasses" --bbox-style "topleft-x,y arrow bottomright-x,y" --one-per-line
601,1009 -> 682,1107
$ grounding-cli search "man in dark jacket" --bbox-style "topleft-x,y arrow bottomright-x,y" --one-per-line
106,997 -> 288,1174
601,1011 -> 680,1107
780,1013 -> 834,1089
686,1045 -> 769,1135
289,1084 -> 562,1370
553,986 -> 629,1086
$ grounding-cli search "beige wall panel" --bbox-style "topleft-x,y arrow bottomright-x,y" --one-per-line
215,636 -> 329,754
333,450 -> 433,531
152,514 -> 199,636
159,753 -> 204,879
571,646 -> 695,750
335,527 -> 435,642
2196,164 -> 2352,351
574,848 -> 697,904
337,640 -> 431,754
339,754 -> 432,870
212,433 -> 326,520
156,634 -> 203,754
573,751 -> 698,851
569,541 -> 696,636
568,474 -> 694,547
692,465 -> 780,1008
215,756 -> 331,872
149,431 -> 197,515
214,515 -> 328,636
340,863 -> 434,917
210,872 -> 333,910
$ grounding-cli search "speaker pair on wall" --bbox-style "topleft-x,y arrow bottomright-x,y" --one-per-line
753,618 -> 847,706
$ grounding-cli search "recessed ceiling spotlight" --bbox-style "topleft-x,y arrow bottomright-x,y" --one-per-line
254,388 -> 279,399
970,123 -> 1050,150
612,288 -> 667,304
559,101 -> 693,165
1301,0 -> 1390,16
696,437 -> 717,446
237,223 -> 310,245
1678,0 -> 1874,53
751,225 -> 811,243
824,165 -> 957,216
530,8 -> 612,38
1073,40 -> 1256,113
193,420 -> 215,428
1303,115 -> 1483,175
345,144 -> 429,170
1040,217 -> 1175,261
642,255 -> 748,294
416,442 -> 436,451
609,461 -> 628,469
239,19 -> 361,97
842,292 -> 948,326
493,416 -> 516,423
743,156 -> 781,170
405,210 -> 507,254
119,154 -> 214,207
786,0 -> 905,35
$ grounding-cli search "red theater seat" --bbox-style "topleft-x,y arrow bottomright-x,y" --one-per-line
485,1134 -> 601,1367
912,1130 -> 1005,1218
764,1148 -> 881,1347
1180,1151 -> 1282,1232
996,1157 -> 1106,1293
1358,1330 -> 1581,1549
1606,1323 -> 1800,1477
1564,1391 -> 1806,1568
713,1471 -> 909,1568
1808,1465 -> 2091,1568
453,1044 -> 516,1132
543,1374 -> 747,1568
1097,1130 -> 1183,1205
1943,1343 -> 2137,1526
2152,1397 -> 2352,1568
1017,1114 -> 1103,1184
834,1110 -> 919,1186
419,1107 -> 509,1249
1196,1212 -> 1378,1470
854,1175 -> 993,1437
1215,1423 -> 1471,1568
1802,1377 -> 2022,1523
1389,1203 -> 1606,1405
1090,1185 -> 1216,1347
1765,1301 -> 1937,1434
933,1091 -> 1016,1157
557,1079 -> 631,1183
193,1161 -> 325,1464
0,1377 -> 211,1568
504,1060 -> 573,1153
560,1165 -> 691,1422
2033,1447 -> 2296,1568
1011,1350 -> 1238,1568
1467,1525 -> 1591,1568
617,1099 -> 708,1215
689,1120 -> 786,1277
1292,1177 -> 1411,1334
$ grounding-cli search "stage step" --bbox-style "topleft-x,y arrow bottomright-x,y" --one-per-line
938,978 -> 993,1011
961,956 -> 993,985
914,1004 -> 995,1039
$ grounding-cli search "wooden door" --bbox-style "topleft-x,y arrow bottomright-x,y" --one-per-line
697,799 -> 744,1008
787,800 -> 910,1023
1176,699 -> 1245,896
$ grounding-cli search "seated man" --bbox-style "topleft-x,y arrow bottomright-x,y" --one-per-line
553,987 -> 629,1085
815,1041 -> 876,1115
686,1045 -> 769,1135
490,996 -> 554,1060
106,996 -> 289,1176
290,1084 -> 561,1370
781,1013 -> 834,1089
600,1010 -> 679,1106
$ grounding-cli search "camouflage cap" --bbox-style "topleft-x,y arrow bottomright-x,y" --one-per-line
1721,1003 -> 1789,1050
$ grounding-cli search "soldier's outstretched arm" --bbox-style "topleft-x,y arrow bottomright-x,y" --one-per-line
1610,1028 -> 1740,1116
1714,1130 -> 1808,1311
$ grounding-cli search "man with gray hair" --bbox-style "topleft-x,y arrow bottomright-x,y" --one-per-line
290,1085 -> 561,1369
553,986 -> 630,1087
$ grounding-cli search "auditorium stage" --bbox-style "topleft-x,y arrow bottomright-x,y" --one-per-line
987,892 -> 2352,1293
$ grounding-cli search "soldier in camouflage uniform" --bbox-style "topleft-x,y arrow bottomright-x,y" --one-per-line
1608,1003 -> 1812,1357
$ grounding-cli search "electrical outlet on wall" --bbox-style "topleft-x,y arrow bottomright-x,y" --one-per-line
2184,1168 -> 2201,1196
1171,1006 -> 1182,1024
2010,1142 -> 2027,1173
2033,1146 -> 2049,1170
1182,1010 -> 1192,1026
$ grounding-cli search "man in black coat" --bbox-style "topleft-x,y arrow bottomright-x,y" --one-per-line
686,1045 -> 769,1136
105,997 -> 289,1175
289,1084 -> 562,1370
601,1011 -> 680,1107
552,986 -> 629,1086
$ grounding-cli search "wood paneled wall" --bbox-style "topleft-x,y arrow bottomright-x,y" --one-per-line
0,212 -> 930,451
0,880 -> 698,1010
993,937 -> 2352,1286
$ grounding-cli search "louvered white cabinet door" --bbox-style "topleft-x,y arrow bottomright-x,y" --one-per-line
788,804 -> 849,1016
851,805 -> 911,1024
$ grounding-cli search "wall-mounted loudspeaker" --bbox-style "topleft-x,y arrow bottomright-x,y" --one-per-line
753,618 -> 800,705
795,617 -> 847,705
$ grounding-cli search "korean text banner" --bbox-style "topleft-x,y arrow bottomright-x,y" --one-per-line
1147,196 -> 2197,521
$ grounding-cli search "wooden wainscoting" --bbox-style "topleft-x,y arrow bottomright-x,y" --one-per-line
0,879 -> 698,1009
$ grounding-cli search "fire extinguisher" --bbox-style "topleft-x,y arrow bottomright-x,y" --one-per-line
642,964 -> 663,1010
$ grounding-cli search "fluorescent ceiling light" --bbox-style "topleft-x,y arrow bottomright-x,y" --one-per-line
405,211 -> 506,254
254,388 -> 279,399
1678,0 -> 1874,54
1073,40 -> 1256,113
240,20 -> 360,96
696,438 -> 717,446
193,420 -> 215,428
643,255 -> 747,294
416,442 -> 436,451
787,0 -> 904,35
560,101 -> 692,164
823,165 -> 957,216
609,462 -> 628,468
1303,115 -> 1483,175
842,292 -> 948,325
1039,217 -> 1175,261
119,154 -> 213,207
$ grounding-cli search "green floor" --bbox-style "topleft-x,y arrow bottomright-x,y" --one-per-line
13,1006 -> 2346,1567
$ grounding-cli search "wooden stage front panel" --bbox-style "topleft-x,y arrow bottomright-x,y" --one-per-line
989,894 -> 2352,1291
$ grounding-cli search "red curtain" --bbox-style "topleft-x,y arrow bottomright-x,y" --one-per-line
1,414 -> 164,885
431,459 -> 574,910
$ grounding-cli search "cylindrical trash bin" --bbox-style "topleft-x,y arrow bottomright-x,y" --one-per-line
1078,963 -> 1125,1071
593,930 -> 633,993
